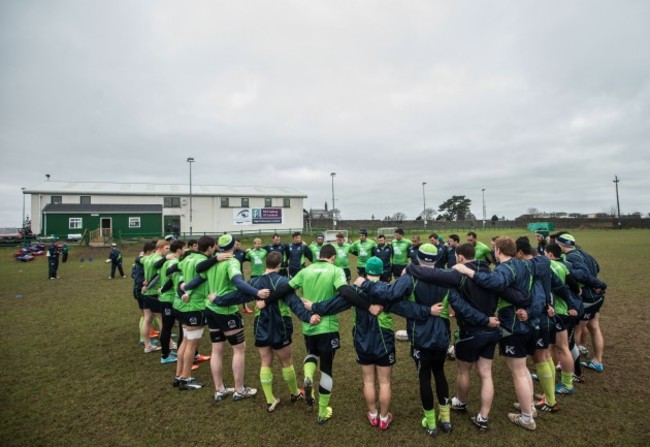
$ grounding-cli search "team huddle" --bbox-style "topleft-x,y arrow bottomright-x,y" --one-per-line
129,228 -> 607,435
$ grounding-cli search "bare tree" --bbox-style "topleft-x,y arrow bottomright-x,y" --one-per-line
391,212 -> 407,222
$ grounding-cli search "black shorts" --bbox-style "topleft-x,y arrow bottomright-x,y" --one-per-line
205,309 -> 244,333
143,295 -> 161,313
133,289 -> 145,310
454,328 -> 499,363
179,310 -> 205,328
356,267 -> 366,278
288,266 -> 304,279
254,316 -> 294,350
160,301 -> 175,318
554,314 -> 573,332
535,324 -> 556,350
411,345 -> 447,371
380,270 -> 392,283
342,268 -> 351,282
392,264 -> 406,279
357,349 -> 396,367
304,332 -> 340,356
581,299 -> 604,321
499,331 -> 536,358
278,267 -> 288,277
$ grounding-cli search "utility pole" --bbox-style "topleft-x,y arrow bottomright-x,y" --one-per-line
330,172 -> 336,228
613,175 -> 621,229
482,188 -> 486,229
187,157 -> 195,236
422,182 -> 427,230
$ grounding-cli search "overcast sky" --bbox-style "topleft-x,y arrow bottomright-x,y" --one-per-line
2,1 -> 649,227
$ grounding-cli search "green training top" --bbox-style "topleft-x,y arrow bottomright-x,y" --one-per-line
474,241 -> 491,261
309,242 -> 324,261
159,258 -> 179,303
334,243 -> 352,269
141,253 -> 163,297
246,248 -> 267,277
549,259 -> 570,316
289,260 -> 347,336
205,258 -> 242,315
351,239 -> 377,268
391,238 -> 412,265
175,252 -> 208,312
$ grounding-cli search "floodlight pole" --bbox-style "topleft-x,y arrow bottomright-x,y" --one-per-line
422,182 -> 427,230
21,187 -> 26,228
482,188 -> 486,229
187,157 -> 195,236
331,172 -> 336,228
613,175 -> 621,229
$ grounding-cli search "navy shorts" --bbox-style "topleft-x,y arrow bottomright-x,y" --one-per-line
160,301 -> 175,318
133,289 -> 145,310
392,264 -> 406,280
454,328 -> 500,362
143,295 -> 161,313
179,310 -> 204,328
254,316 -> 293,350
581,299 -> 604,321
554,314 -> 573,332
357,349 -> 396,367
380,270 -> 392,283
205,309 -> 244,333
304,332 -> 340,356
535,324 -> 556,350
499,331 -> 536,358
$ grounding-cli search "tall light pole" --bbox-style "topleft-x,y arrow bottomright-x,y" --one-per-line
422,182 -> 427,230
330,172 -> 336,228
187,157 -> 195,236
481,188 -> 486,229
613,175 -> 621,229
21,187 -> 26,228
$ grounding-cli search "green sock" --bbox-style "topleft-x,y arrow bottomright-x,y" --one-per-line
561,371 -> 574,390
304,362 -> 317,383
547,358 -> 557,384
138,316 -> 144,342
439,404 -> 450,423
260,367 -> 274,404
422,408 -> 436,429
318,393 -> 331,418
536,362 -> 556,406
282,365 -> 299,395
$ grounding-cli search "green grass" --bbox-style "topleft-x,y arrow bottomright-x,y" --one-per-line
1,229 -> 649,446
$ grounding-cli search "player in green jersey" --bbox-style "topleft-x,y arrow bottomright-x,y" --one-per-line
191,234 -> 269,401
466,232 -> 493,263
334,232 -> 353,282
390,228 -> 412,279
350,229 -> 377,277
309,233 -> 326,261
175,236 -> 217,390
266,244 -> 369,425
140,240 -> 170,353
246,238 -> 268,278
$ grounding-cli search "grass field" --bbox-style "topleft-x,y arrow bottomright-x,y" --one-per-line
1,229 -> 649,447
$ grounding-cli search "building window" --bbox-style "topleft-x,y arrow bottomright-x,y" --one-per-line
69,218 -> 82,229
128,217 -> 141,228
221,197 -> 229,208
283,198 -> 291,208
80,195 -> 91,205
241,198 -> 249,207
264,198 -> 272,207
51,195 -> 62,205
164,197 -> 181,208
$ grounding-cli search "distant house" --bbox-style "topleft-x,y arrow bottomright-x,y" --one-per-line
24,181 -> 307,238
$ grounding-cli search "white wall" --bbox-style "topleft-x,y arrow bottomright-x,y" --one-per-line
30,193 -> 304,235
